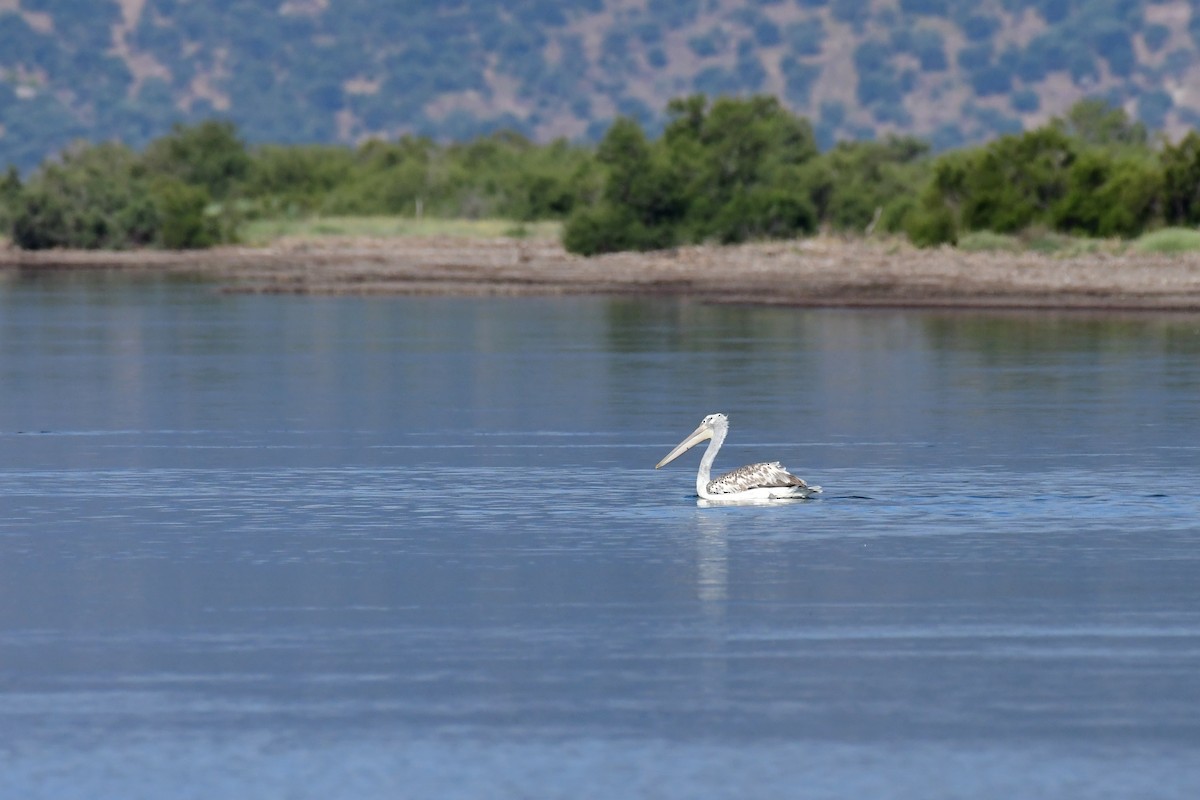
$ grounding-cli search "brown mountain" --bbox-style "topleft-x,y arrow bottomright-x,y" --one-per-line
0,0 -> 1197,169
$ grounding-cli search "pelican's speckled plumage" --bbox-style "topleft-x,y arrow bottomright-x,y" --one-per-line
655,412 -> 820,501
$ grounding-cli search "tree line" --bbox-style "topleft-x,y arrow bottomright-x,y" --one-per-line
0,120 -> 597,250
566,95 -> 1200,253
2,95 -> 1199,253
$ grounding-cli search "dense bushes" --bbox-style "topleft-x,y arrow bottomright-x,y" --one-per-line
4,95 -> 1200,253
801,136 -> 928,233
3,121 -> 600,250
0,166 -> 20,233
232,129 -> 600,223
564,95 -> 1200,254
563,95 -> 828,254
142,121 -> 251,200
7,131 -> 232,250
905,100 -> 1192,246
11,142 -> 160,250
1162,132 -> 1200,225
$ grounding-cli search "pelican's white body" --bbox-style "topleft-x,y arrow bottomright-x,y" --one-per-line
655,413 -> 821,501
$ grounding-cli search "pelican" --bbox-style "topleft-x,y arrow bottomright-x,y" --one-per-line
655,413 -> 821,501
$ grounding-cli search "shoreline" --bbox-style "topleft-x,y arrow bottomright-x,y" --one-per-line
5,236 -> 1200,312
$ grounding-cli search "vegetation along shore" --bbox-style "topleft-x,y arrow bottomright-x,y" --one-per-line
3,94 -> 1200,309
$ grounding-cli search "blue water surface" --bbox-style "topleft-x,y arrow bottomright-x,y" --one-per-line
2,274 -> 1199,799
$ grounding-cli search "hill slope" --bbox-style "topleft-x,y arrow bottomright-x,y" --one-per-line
1,0 -> 1198,169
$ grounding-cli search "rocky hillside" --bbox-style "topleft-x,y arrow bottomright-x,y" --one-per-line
1,0 -> 1198,169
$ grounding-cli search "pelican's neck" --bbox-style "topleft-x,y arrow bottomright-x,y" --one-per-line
695,423 -> 727,498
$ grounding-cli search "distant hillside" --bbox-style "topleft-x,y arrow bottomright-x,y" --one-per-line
2,0 -> 1199,169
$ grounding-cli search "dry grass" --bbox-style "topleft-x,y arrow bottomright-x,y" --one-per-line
239,216 -> 561,245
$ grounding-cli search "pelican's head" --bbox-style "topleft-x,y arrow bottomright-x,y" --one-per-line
655,413 -> 728,468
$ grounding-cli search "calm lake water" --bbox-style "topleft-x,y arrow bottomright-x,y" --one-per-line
2,274 -> 1199,799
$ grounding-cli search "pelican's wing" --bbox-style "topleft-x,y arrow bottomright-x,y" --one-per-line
707,461 -> 813,494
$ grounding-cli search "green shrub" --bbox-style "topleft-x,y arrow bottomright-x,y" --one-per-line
8,137 -> 237,250
905,202 -> 957,247
565,96 -> 825,254
1161,132 -> 1200,226
562,204 -> 677,255
1054,97 -> 1147,148
11,186 -> 71,250
1131,228 -> 1200,254
10,141 -> 157,250
142,120 -> 250,200
709,186 -> 817,244
243,144 -> 355,213
152,179 -> 218,249
0,166 -> 20,232
905,100 -> 1171,247
958,127 -> 1075,233
807,136 -> 930,232
878,195 -> 917,233
1053,151 -> 1162,238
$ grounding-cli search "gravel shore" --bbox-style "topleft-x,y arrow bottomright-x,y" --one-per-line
6,235 -> 1200,311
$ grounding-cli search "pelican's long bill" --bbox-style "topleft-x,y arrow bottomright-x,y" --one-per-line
655,424 -> 713,469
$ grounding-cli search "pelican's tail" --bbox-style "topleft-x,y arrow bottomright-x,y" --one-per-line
771,483 -> 821,499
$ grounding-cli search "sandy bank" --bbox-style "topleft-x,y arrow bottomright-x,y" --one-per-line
5,236 -> 1200,311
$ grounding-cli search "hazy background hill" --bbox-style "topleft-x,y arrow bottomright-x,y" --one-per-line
2,0 -> 1198,170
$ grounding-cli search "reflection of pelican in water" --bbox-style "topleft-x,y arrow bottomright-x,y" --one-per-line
655,413 -> 821,501
694,512 -> 729,604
